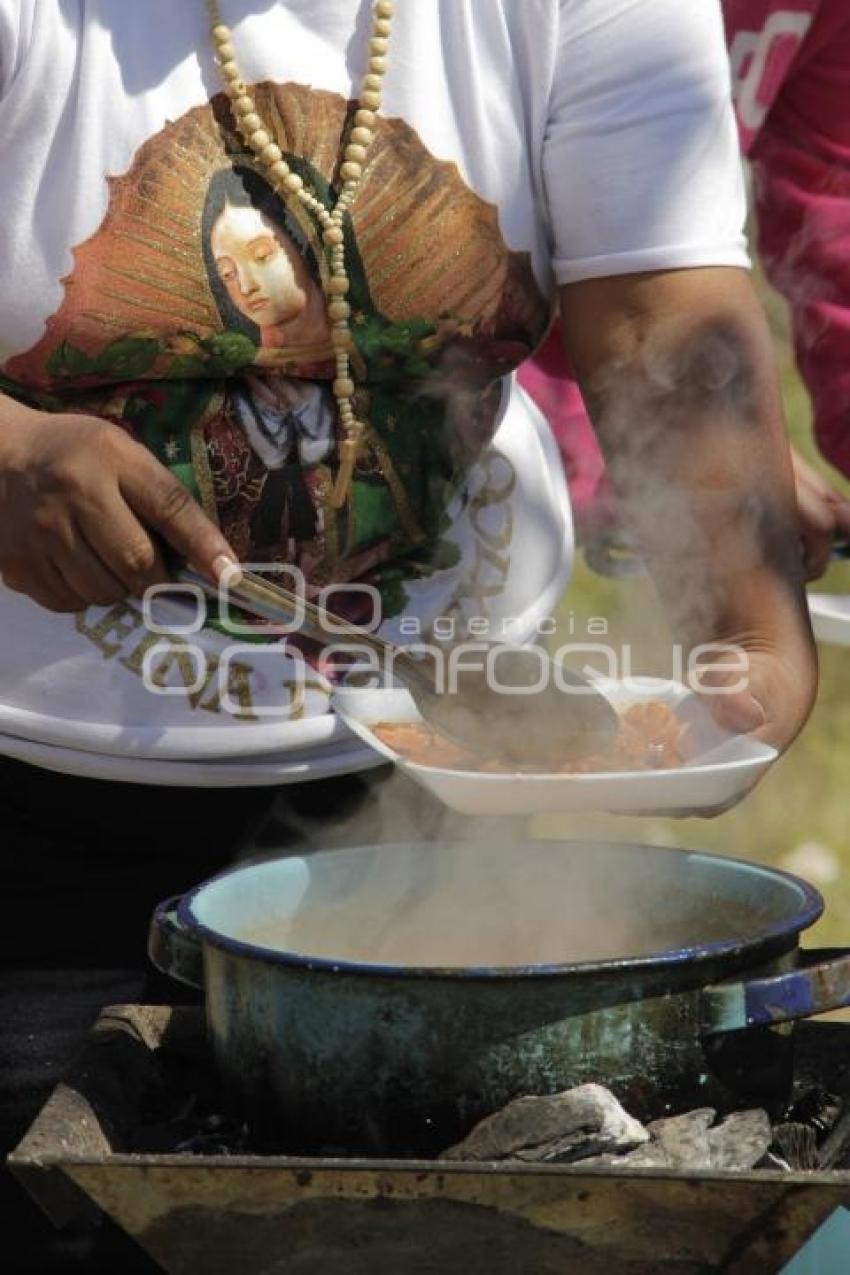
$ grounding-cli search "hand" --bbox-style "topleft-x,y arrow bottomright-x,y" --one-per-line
0,397 -> 239,612
696,642 -> 816,757
791,446 -> 850,580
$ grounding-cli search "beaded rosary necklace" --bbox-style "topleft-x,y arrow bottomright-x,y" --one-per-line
203,0 -> 394,508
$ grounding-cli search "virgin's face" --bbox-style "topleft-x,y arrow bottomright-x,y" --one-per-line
210,201 -> 315,330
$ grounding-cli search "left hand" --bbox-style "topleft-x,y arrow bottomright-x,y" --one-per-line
697,643 -> 815,756
791,446 -> 850,580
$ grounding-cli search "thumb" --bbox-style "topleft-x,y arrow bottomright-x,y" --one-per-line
694,656 -> 767,735
707,687 -> 767,735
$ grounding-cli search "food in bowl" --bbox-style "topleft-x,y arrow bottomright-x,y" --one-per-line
372,700 -> 685,773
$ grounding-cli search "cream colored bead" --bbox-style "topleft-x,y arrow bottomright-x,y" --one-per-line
344,143 -> 367,164
369,37 -> 389,55
283,172 -> 303,192
234,96 -> 254,116
368,57 -> 386,75
376,0 -> 394,17
211,24 -> 232,44
260,142 -> 282,165
225,79 -> 247,99
375,18 -> 392,36
362,74 -> 383,92
323,227 -> 345,246
354,109 -> 377,128
350,126 -> 373,147
240,112 -> 262,134
333,377 -> 355,398
220,61 -> 242,82
328,277 -> 350,296
328,301 -> 351,322
339,161 -> 362,181
360,89 -> 381,110
249,129 -> 271,151
216,41 -> 235,61
331,329 -> 352,350
268,160 -> 291,184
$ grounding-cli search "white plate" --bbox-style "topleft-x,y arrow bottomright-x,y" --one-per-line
809,594 -> 850,647
0,732 -> 382,787
331,679 -> 778,816
0,390 -> 572,762
0,699 -> 353,759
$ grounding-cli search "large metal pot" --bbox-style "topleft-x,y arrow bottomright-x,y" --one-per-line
150,840 -> 850,1155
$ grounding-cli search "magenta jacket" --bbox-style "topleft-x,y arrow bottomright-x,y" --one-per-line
521,1 -> 850,524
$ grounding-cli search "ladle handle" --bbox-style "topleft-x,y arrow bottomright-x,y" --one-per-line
701,947 -> 850,1033
176,567 -> 436,693
149,895 -> 204,990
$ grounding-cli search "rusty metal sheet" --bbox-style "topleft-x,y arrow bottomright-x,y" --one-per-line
9,1005 -> 850,1275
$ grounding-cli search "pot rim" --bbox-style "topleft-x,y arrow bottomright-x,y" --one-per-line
176,841 -> 824,981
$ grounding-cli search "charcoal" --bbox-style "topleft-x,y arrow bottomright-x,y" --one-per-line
439,1084 -> 649,1163
771,1122 -> 819,1171
816,1101 -> 850,1170
760,1151 -> 793,1172
786,1087 -> 842,1140
646,1108 -> 715,1168
708,1109 -> 772,1170
579,1143 -> 674,1169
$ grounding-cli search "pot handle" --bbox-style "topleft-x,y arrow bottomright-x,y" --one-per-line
148,895 -> 204,990
702,947 -> 850,1034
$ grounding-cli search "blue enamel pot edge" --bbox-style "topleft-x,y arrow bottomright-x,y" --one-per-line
162,840 -> 826,984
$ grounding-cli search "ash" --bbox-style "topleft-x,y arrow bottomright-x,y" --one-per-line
130,1043 -> 850,1171
440,1083 -> 850,1173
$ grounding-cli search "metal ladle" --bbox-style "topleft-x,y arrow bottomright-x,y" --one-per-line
176,567 -> 620,765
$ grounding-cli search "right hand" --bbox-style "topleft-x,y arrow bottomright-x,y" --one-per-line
0,397 -> 239,612
790,445 -> 850,580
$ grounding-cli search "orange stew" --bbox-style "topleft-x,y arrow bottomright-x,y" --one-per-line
372,702 -> 685,773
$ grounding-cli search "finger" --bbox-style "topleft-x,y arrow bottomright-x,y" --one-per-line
791,449 -> 828,492
801,535 -> 833,582
2,559 -> 87,614
794,487 -> 837,580
52,530 -> 129,607
76,497 -> 171,597
831,499 -> 850,539
119,453 -> 241,585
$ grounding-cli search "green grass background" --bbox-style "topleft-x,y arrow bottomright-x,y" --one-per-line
536,278 -> 850,947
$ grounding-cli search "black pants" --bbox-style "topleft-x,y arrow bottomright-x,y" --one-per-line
0,756 -> 483,1272
0,757 -> 413,1273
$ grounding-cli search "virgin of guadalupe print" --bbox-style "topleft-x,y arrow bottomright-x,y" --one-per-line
3,81 -> 550,619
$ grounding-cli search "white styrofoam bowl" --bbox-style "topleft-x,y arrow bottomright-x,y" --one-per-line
809,594 -> 850,647
331,678 -> 777,816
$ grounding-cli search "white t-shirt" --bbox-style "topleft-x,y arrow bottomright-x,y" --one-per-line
0,0 -> 748,783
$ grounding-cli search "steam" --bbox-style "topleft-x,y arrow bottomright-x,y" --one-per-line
235,829 -> 765,968
231,309 -> 801,972
580,310 -> 799,654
